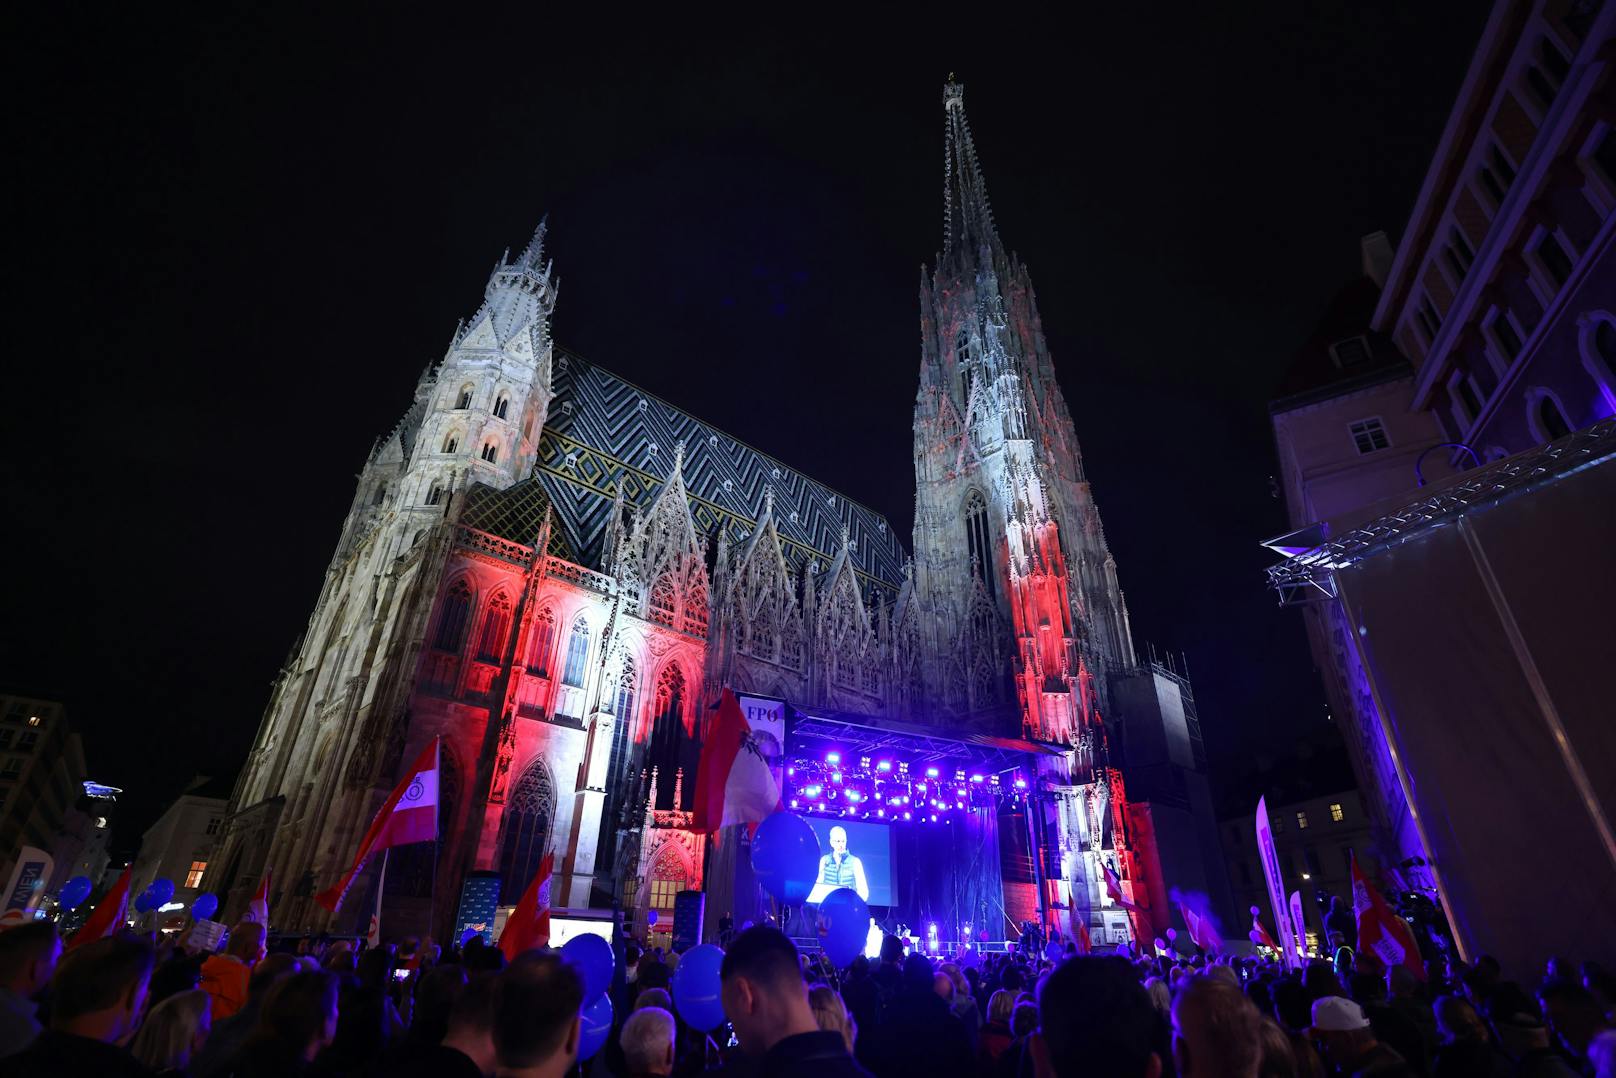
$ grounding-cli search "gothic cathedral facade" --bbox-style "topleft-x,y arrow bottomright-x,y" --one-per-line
212,83 -> 1166,947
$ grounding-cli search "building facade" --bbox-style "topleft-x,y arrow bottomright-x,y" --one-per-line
130,776 -> 230,922
1266,2 -> 1616,967
0,693 -> 87,893
212,83 -> 1202,944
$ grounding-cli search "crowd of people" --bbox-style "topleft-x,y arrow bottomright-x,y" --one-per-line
0,914 -> 1611,1078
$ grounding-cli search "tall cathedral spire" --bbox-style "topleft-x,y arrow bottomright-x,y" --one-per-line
942,80 -> 1001,262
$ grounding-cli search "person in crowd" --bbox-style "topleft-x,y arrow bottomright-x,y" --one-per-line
1323,899 -> 1357,953
1349,971 -> 1427,1074
395,964 -> 466,1053
1491,1012 -> 1579,1078
635,987 -> 672,1012
491,954 -> 583,1078
393,972 -> 496,1078
317,944 -> 403,1075
940,963 -> 981,1050
0,921 -> 60,1057
1311,995 -> 1414,1077
872,935 -> 905,998
1030,956 -> 1165,1078
991,1001 -> 1039,1078
1143,976 -> 1172,1019
810,984 -> 858,1054
1255,1016 -> 1303,1078
1271,978 -> 1327,1071
619,1005 -> 677,1078
1384,965 -> 1437,1066
191,953 -> 301,1078
221,969 -> 339,1078
1539,979 -> 1616,1072
979,989 -> 1018,1066
841,955 -> 882,1040
5,934 -> 155,1077
201,923 -> 266,1022
1173,974 -> 1264,1078
863,953 -> 972,1078
130,989 -> 212,1076
1431,994 -> 1509,1078
719,925 -> 870,1077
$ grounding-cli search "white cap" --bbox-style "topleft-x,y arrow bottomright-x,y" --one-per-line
1311,996 -> 1371,1032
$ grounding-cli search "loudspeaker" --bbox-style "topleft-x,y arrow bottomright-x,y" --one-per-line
672,889 -> 705,953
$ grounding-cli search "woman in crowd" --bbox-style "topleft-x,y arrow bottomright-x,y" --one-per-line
130,988 -> 212,1076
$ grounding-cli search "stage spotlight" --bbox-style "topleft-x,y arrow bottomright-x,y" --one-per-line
832,772 -> 842,783
790,799 -> 799,808
787,767 -> 795,776
877,760 -> 892,772
1014,778 -> 1028,789
930,814 -> 937,822
926,767 -> 940,778
826,752 -> 841,764
970,774 -> 984,783
903,811 -> 912,820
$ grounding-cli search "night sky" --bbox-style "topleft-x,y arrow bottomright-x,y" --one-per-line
3,8 -> 1489,846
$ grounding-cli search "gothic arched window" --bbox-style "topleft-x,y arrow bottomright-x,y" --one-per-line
957,332 -> 973,403
964,489 -> 995,600
476,593 -> 513,663
494,396 -> 509,420
442,434 -> 459,454
457,385 -> 474,409
649,574 -> 677,626
497,759 -> 555,892
608,658 -> 639,794
426,485 -> 443,506
481,442 -> 498,463
527,609 -> 556,677
561,618 -> 590,688
647,843 -> 689,917
434,580 -> 473,653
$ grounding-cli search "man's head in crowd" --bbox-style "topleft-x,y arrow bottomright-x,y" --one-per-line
0,921 -> 61,999
1033,957 -> 1164,1078
442,972 -> 500,1075
1309,996 -> 1379,1071
256,969 -> 339,1061
493,954 -> 583,1077
620,1006 -> 676,1076
720,926 -> 818,1057
51,935 -> 156,1044
1539,979 -> 1614,1059
1172,975 -> 1262,1078
226,921 -> 267,964
880,935 -> 904,966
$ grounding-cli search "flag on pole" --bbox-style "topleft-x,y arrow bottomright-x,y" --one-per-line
366,854 -> 388,949
1255,797 -> 1300,970
499,852 -> 554,962
692,689 -> 781,834
67,866 -> 132,952
1351,853 -> 1425,980
1102,862 -> 1140,911
1180,902 -> 1224,954
1074,917 -> 1092,955
241,869 -> 272,929
1249,905 -> 1278,950
1288,891 -> 1308,961
317,740 -> 441,912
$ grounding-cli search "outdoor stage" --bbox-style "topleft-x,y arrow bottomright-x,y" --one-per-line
707,697 -> 1074,950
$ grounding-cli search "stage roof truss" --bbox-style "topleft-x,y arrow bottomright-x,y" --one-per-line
1265,419 -> 1615,608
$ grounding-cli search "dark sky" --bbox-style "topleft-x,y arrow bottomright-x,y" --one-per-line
3,7 -> 1488,846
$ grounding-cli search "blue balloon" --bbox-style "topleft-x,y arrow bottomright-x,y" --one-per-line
133,889 -> 152,913
59,876 -> 93,911
672,943 -> 727,1031
646,909 -> 658,926
190,893 -> 218,921
751,811 -> 821,904
577,992 -> 613,1060
560,933 -> 614,1005
147,878 -> 175,907
817,886 -> 870,968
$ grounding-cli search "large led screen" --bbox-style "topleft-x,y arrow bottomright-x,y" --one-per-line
803,816 -> 895,907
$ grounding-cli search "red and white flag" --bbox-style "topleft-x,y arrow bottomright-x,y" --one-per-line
1351,853 -> 1425,981
1180,902 -> 1224,954
67,866 -> 131,952
317,740 -> 440,912
499,852 -> 554,962
241,869 -> 272,929
1102,862 -> 1140,912
692,689 -> 780,834
1250,906 -> 1279,951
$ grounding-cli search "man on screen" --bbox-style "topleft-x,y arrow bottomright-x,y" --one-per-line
809,826 -> 870,904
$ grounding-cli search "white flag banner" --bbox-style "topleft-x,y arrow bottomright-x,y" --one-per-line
1289,890 -> 1307,961
1256,798 -> 1299,970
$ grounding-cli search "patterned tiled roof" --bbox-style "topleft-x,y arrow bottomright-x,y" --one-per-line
522,347 -> 909,593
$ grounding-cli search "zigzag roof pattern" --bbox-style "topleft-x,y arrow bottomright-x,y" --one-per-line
522,347 -> 909,595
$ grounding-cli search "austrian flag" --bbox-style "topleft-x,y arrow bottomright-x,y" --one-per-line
316,740 -> 441,912
1351,853 -> 1425,980
692,689 -> 781,834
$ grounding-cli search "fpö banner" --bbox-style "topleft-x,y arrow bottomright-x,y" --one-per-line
1255,798 -> 1299,969
0,846 -> 55,927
